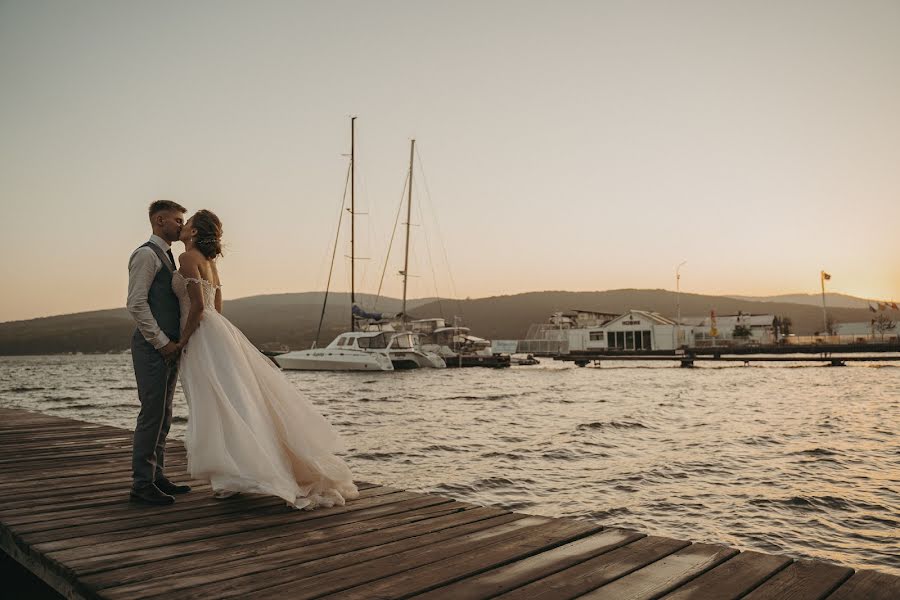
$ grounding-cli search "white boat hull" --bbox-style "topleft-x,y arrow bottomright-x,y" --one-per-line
274,349 -> 394,371
388,350 -> 447,369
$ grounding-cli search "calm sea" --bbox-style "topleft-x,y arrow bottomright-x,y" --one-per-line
1,354 -> 898,575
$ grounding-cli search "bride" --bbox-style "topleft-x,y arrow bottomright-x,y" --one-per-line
172,209 -> 359,509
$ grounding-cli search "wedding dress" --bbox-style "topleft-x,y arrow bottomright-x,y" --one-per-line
172,272 -> 359,509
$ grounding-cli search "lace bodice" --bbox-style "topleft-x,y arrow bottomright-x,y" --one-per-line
172,272 -> 221,326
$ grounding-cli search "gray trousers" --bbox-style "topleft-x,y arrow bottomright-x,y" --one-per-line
131,329 -> 179,488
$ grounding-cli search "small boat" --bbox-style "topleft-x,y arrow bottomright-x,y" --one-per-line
511,354 -> 541,366
359,321 -> 446,369
409,319 -> 510,368
274,332 -> 394,371
385,331 -> 446,369
277,117 -> 393,372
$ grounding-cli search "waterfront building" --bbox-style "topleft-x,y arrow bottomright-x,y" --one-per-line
520,310 -> 778,353
683,313 -> 776,346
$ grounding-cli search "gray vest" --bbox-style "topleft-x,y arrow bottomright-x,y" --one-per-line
139,242 -> 181,342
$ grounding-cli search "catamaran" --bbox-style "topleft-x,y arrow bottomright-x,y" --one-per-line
275,118 -> 394,372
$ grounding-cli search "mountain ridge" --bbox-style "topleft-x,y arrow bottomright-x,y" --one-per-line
1,290 -> 886,355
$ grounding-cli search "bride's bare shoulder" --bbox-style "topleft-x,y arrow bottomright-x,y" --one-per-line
177,249 -> 205,276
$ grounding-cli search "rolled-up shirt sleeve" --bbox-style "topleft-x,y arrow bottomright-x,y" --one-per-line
127,248 -> 170,349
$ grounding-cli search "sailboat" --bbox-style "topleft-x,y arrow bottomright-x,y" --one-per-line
356,139 -> 446,369
275,118 -> 394,372
363,140 -> 506,367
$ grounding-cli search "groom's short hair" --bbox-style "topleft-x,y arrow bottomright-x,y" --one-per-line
149,199 -> 187,216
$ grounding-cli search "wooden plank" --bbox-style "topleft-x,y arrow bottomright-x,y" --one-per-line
0,446 -> 138,465
29,496 -> 287,549
0,453 -> 162,476
0,429 -> 126,444
3,479 -> 296,527
0,452 -> 184,479
0,418 -> 107,430
35,494 -> 426,553
576,542 -> 738,599
416,528 -> 644,599
826,569 -> 900,600
0,428 -> 121,443
661,551 -> 791,599
241,516 -> 556,599
1,478 -> 204,518
60,491 -> 443,573
0,469 -> 192,500
325,519 -> 604,599
496,536 -> 689,599
0,461 -> 183,485
1,477 -> 205,510
19,486 -> 396,547
88,503 -> 483,598
741,559 -> 853,600
0,521 -> 86,600
160,513 -> 525,600
156,512 -> 523,600
7,490 -> 278,535
0,436 -> 133,456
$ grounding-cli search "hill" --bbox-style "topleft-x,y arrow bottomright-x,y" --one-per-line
0,289 -> 879,355
727,292 -> 874,310
409,290 -> 876,342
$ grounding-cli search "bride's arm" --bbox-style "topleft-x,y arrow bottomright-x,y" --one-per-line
212,261 -> 223,313
176,254 -> 206,349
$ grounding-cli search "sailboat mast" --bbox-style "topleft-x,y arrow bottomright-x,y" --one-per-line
402,138 -> 415,316
350,116 -> 356,332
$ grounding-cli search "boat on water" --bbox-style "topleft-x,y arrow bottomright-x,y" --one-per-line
363,140 -> 503,368
276,117 -> 394,372
274,332 -> 394,371
405,318 -> 511,368
360,320 -> 446,369
511,354 -> 541,366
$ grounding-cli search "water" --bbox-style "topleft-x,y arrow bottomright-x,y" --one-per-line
1,354 -> 898,575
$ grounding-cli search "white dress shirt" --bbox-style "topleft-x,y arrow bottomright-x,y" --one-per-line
127,235 -> 176,349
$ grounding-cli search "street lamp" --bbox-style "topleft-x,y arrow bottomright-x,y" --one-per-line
676,261 -> 687,347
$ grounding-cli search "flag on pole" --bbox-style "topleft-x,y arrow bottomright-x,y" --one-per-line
822,271 -> 831,281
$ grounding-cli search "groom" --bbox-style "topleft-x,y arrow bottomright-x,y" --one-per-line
126,200 -> 193,505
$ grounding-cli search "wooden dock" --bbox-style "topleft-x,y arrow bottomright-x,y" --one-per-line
1,407 -> 897,599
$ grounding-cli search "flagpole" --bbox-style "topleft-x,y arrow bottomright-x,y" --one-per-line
820,270 -> 828,334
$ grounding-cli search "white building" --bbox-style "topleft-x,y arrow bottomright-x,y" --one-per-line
520,309 -> 778,353
523,309 -> 678,352
581,310 -> 677,351
520,310 -> 618,354
684,313 -> 776,346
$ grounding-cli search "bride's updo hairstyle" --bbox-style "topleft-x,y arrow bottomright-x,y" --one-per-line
192,209 -> 224,259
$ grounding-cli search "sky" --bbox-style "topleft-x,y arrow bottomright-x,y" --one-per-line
1,0 -> 899,322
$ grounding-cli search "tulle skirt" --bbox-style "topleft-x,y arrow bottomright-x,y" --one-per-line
178,310 -> 359,509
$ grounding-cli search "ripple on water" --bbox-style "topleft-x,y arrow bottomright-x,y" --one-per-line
577,420 -> 650,431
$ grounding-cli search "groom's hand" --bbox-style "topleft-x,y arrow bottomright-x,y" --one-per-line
159,342 -> 180,359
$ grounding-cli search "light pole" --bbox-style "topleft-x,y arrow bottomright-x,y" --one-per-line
676,261 -> 687,347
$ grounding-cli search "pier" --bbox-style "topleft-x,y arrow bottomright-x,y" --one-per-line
1,407 -> 898,599
551,342 -> 900,367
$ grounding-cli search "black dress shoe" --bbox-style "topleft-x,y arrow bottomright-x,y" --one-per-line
156,477 -> 192,495
130,483 -> 175,505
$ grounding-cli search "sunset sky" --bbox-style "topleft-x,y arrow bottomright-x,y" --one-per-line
2,1 -> 898,322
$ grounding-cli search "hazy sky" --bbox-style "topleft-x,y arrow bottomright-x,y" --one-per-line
2,1 -> 899,321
